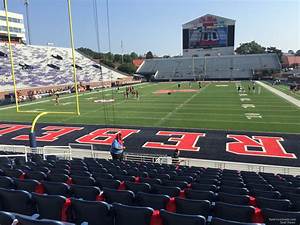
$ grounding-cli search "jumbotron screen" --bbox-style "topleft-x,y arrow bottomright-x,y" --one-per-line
183,15 -> 235,49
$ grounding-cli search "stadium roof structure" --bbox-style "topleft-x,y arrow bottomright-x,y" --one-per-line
182,14 -> 235,29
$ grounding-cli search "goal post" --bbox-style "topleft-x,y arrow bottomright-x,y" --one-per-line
3,0 -> 81,151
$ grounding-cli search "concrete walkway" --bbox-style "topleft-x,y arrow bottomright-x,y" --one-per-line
256,81 -> 300,108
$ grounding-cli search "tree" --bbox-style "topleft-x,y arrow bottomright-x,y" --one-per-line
117,63 -> 136,74
295,50 -> 300,56
288,50 -> 295,55
123,54 -> 132,63
130,52 -> 138,59
266,46 -> 283,62
146,51 -> 154,59
235,41 -> 266,54
113,54 -> 123,63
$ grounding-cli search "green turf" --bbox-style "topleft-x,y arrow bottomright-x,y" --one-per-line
0,81 -> 299,133
266,83 -> 300,100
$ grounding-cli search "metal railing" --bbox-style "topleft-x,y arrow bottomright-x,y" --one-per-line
0,144 -> 299,175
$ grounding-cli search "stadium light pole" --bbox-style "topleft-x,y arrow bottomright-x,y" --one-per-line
24,0 -> 31,45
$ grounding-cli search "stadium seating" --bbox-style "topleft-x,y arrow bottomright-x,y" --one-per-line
1,156 -> 300,224
137,54 -> 281,80
0,43 -> 126,92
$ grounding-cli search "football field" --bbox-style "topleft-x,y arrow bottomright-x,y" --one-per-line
0,81 -> 299,134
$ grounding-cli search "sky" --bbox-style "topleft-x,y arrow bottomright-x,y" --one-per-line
2,0 -> 300,56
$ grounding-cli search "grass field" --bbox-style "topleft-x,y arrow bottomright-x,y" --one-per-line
268,83 -> 300,100
0,81 -> 299,133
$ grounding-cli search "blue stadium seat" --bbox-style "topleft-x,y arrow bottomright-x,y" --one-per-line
210,217 -> 262,225
185,189 -> 215,201
41,181 -> 70,197
47,174 -> 70,183
113,203 -> 153,225
175,197 -> 211,218
217,192 -> 250,205
0,188 -> 36,215
124,181 -> 151,193
160,209 -> 206,225
14,178 -> 41,193
70,175 -> 95,186
262,208 -> 300,225
26,171 -> 47,181
152,184 -> 181,197
0,211 -> 15,225
70,198 -> 113,225
96,178 -> 121,189
212,202 -> 255,223
102,187 -> 135,206
136,192 -> 170,210
15,214 -> 73,225
32,193 -> 68,221
0,176 -> 14,189
70,184 -> 100,201
256,197 -> 292,210
190,183 -> 218,192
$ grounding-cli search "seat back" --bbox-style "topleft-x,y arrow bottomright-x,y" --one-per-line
213,202 -> 255,223
262,208 -> 300,225
32,193 -> 67,221
125,181 -> 151,193
42,181 -> 70,197
113,203 -> 153,225
160,209 -> 206,225
217,192 -> 250,205
70,184 -> 100,201
0,211 -> 14,225
15,214 -> 67,225
0,188 -> 36,215
0,176 -> 14,189
103,188 -> 135,206
175,198 -> 211,218
256,197 -> 291,211
152,184 -> 181,197
136,192 -> 170,210
185,189 -> 215,201
70,198 -> 113,225
14,178 -> 40,193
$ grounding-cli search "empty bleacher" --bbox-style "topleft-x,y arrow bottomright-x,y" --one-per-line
0,43 -> 126,92
137,54 -> 281,80
0,153 -> 299,224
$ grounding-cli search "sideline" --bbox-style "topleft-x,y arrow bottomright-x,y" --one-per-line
0,82 -> 149,111
256,81 -> 300,108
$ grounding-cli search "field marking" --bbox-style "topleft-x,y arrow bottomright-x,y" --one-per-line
0,82 -> 149,112
70,114 -> 300,126
256,81 -> 300,108
157,83 -> 210,126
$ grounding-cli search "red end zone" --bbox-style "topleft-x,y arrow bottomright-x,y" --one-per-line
154,89 -> 198,94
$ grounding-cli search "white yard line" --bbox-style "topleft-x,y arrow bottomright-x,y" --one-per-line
0,82 -> 149,111
157,83 -> 210,126
256,81 -> 300,108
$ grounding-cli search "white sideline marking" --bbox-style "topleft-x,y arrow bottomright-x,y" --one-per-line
0,82 -> 149,111
216,85 -> 228,87
256,81 -> 300,108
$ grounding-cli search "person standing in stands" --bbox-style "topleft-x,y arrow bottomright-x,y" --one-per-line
110,133 -> 125,160
172,148 -> 180,165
